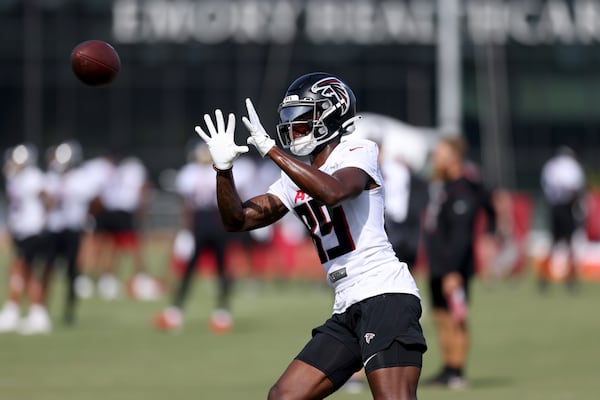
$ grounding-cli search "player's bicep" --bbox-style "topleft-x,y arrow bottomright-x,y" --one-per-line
332,167 -> 377,198
241,193 -> 289,231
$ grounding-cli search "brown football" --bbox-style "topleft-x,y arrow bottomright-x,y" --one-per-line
70,40 -> 120,87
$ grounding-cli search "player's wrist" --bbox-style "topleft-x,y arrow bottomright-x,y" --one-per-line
213,164 -> 233,172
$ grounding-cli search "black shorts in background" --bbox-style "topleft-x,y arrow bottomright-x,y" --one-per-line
550,202 -> 577,241
95,210 -> 135,233
12,234 -> 46,267
429,274 -> 471,310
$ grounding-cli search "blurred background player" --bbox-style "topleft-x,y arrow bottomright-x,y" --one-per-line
91,155 -> 152,300
422,136 -> 495,389
42,140 -> 96,325
539,146 -> 586,292
0,144 -> 50,334
381,154 -> 429,271
154,142 -> 234,333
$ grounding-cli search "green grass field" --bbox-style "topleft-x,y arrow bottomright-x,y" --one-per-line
1,261 -> 599,399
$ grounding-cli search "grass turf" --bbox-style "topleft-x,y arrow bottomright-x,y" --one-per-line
0,266 -> 599,400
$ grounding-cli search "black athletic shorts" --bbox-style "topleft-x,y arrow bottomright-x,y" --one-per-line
550,203 -> 577,241
45,230 -> 82,264
429,274 -> 471,310
295,293 -> 427,389
95,210 -> 135,233
12,234 -> 46,267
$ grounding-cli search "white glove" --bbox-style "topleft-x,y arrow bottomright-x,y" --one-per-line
242,98 -> 276,158
195,109 -> 249,170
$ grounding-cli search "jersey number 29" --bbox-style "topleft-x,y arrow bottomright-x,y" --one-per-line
295,200 -> 355,264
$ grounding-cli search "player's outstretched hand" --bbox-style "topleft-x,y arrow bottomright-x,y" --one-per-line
242,98 -> 276,158
195,109 -> 249,170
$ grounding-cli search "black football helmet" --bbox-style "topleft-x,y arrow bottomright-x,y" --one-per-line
276,72 -> 359,156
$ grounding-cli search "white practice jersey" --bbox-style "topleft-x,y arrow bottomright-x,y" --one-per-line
381,159 -> 411,223
45,166 -> 98,232
176,162 -> 217,210
268,138 -> 420,314
232,156 -> 259,200
81,157 -> 115,199
100,157 -> 147,212
541,154 -> 585,205
5,166 -> 46,239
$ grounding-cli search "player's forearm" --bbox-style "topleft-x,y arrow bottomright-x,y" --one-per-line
267,148 -> 347,206
215,169 -> 245,231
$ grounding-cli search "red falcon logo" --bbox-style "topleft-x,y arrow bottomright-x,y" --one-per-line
311,77 -> 351,115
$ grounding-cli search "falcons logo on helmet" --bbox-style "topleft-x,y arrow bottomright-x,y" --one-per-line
310,77 -> 350,115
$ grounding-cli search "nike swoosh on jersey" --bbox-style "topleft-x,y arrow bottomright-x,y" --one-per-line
349,147 -> 363,151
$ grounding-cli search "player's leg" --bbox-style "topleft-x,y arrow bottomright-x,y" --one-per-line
563,204 -> 579,292
269,332 -> 362,400
356,293 -> 427,398
115,210 -> 145,276
540,205 -> 561,290
565,238 -> 578,292
64,230 -> 82,325
212,236 -> 231,311
208,234 -> 234,333
97,210 -> 130,299
97,234 -> 119,299
154,223 -> 203,331
172,231 -> 203,310
367,368 -> 421,400
426,275 -> 469,388
268,359 -> 336,400
426,277 -> 451,383
0,246 -> 28,333
364,342 -> 422,400
19,236 -> 52,335
41,231 -> 60,304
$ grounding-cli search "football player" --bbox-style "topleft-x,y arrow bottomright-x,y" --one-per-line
540,146 -> 585,292
0,144 -> 50,334
92,155 -> 151,299
43,140 -> 96,325
195,72 -> 427,399
153,141 -> 234,333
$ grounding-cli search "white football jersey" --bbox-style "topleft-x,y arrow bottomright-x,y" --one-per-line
175,162 -> 217,209
381,159 -> 411,223
100,157 -> 147,211
45,166 -> 98,232
81,157 -> 115,197
268,138 -> 420,314
5,166 -> 46,239
541,154 -> 585,205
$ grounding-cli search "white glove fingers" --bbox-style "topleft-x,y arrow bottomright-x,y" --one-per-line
245,98 -> 259,124
226,112 -> 236,137
194,125 -> 211,143
203,113 -> 218,137
241,116 -> 254,132
234,145 -> 250,154
215,109 -> 225,136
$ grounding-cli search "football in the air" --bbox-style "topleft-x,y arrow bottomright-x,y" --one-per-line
70,40 -> 120,87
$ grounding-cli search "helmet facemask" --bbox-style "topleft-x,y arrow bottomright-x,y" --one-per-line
276,98 -> 340,156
